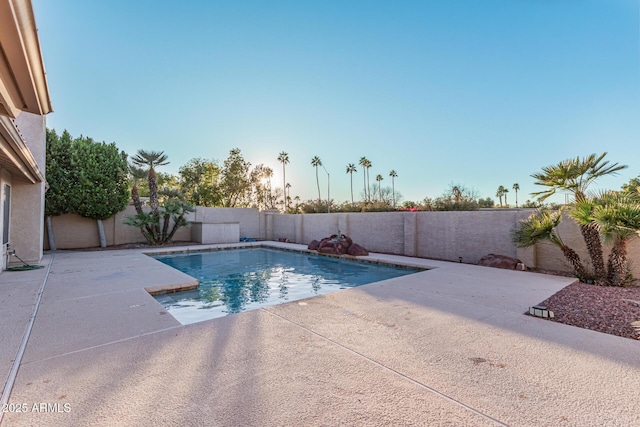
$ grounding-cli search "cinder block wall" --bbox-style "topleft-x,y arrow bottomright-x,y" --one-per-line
264,210 -> 640,277
43,206 -> 260,249
42,207 -> 640,278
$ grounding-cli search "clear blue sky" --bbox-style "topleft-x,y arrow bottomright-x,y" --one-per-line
33,0 -> 639,206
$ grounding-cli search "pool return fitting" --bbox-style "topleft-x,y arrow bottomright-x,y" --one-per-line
5,244 -> 44,271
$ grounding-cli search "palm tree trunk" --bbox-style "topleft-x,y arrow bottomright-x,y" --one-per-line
131,184 -> 143,215
579,223 -> 606,281
560,244 -> 587,280
350,173 -> 354,204
315,167 -> 321,203
362,170 -> 367,202
392,179 -> 395,208
366,168 -> 371,201
282,165 -> 287,209
606,237 -> 628,287
148,166 -> 159,215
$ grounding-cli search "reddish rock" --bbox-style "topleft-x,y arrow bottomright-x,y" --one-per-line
347,243 -> 369,256
478,254 -> 526,270
310,234 -> 369,257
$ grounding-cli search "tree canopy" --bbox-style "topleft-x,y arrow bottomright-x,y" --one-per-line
45,129 -> 129,220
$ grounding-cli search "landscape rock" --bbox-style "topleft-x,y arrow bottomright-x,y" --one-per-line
347,243 -> 369,256
309,234 -> 368,257
478,253 -> 526,270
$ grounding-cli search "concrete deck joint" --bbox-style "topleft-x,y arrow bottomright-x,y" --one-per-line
263,307 -> 509,427
0,255 -> 54,424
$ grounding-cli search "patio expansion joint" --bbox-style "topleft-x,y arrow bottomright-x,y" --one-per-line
0,255 -> 54,425
17,324 -> 184,366
263,307 -> 509,427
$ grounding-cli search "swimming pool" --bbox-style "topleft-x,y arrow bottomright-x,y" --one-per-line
152,247 -> 423,324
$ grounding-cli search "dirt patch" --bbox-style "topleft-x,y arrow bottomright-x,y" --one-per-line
533,281 -> 640,340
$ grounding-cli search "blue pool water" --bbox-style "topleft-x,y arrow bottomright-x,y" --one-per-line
152,247 -> 422,324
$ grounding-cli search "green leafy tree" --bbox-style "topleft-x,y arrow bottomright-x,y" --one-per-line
44,129 -> 75,250
73,136 -> 130,247
220,148 -> 252,207
178,157 -> 222,207
250,164 -> 276,210
45,129 -> 129,248
513,183 -> 520,207
478,197 -> 495,208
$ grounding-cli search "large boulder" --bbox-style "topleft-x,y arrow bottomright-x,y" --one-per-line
478,254 -> 526,271
317,235 -> 350,255
347,243 -> 369,256
309,234 -> 369,257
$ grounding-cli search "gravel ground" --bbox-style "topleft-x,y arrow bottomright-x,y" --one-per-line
534,281 -> 640,340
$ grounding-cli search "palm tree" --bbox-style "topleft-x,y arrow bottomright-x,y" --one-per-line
504,188 -> 509,206
376,174 -> 383,201
452,185 -> 462,203
513,183 -> 520,208
512,208 -> 587,279
311,156 -> 322,203
531,153 -> 627,281
359,157 -> 369,201
129,164 -> 148,215
496,185 -> 506,207
389,170 -> 398,208
346,163 -> 358,204
131,150 -> 169,215
285,182 -> 291,209
277,151 -> 289,209
575,192 -> 640,286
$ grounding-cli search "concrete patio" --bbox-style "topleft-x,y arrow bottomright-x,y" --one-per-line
1,242 -> 638,426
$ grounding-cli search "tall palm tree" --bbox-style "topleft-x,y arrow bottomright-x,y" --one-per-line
129,164 -> 147,215
277,151 -> 289,209
359,157 -> 369,201
364,159 -> 372,201
531,153 -> 627,281
512,208 -> 587,279
496,185 -> 506,207
376,174 -> 383,201
503,188 -> 509,206
311,156 -> 322,203
452,185 -> 462,203
346,163 -> 358,204
131,150 -> 169,215
389,170 -> 398,208
513,183 -> 520,208
285,183 -> 291,210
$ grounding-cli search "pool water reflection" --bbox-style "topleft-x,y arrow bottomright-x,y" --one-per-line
152,247 -> 422,324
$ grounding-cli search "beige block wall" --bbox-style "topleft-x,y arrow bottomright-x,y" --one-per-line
43,206 -> 260,250
11,112 -> 46,263
42,207 -> 640,278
